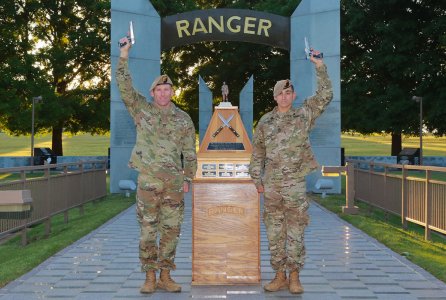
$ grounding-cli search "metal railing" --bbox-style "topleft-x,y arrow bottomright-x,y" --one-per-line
0,160 -> 107,245
347,159 -> 446,240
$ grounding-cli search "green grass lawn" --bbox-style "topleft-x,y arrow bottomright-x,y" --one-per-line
342,133 -> 446,156
397,170 -> 446,182
368,169 -> 446,182
0,132 -> 110,156
0,172 -> 45,183
1,131 -> 446,157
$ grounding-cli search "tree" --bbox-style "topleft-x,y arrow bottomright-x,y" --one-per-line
341,0 -> 446,155
0,0 -> 110,156
0,0 -> 48,138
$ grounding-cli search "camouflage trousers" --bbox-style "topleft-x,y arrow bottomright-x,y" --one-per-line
136,173 -> 184,272
263,175 -> 309,272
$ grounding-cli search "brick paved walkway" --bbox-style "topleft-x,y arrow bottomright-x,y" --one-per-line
1,191 -> 445,299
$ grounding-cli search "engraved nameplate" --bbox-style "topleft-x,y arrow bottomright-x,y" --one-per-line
235,164 -> 249,172
202,164 -> 216,170
219,163 -> 234,171
208,205 -> 245,216
202,171 -> 217,177
235,171 -> 250,178
219,171 -> 234,177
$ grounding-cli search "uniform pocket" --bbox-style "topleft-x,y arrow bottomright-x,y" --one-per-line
138,174 -> 163,192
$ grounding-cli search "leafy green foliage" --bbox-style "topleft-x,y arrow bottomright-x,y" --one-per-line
341,0 -> 446,140
3,0 -> 444,157
0,0 -> 110,155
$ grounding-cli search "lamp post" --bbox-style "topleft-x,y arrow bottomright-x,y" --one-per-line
412,96 -> 423,165
30,96 -> 42,166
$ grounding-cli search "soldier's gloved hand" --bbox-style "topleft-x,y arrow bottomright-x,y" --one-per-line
119,36 -> 131,58
310,48 -> 324,68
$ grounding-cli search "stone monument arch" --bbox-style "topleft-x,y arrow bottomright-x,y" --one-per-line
110,0 -> 340,194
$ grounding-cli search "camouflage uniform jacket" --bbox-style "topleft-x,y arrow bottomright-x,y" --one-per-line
116,58 -> 197,182
250,64 -> 333,188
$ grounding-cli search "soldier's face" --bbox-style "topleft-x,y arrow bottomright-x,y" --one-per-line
151,84 -> 174,108
274,87 -> 296,112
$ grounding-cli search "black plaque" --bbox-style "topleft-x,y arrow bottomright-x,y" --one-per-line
161,9 -> 290,50
207,143 -> 245,151
114,110 -> 136,146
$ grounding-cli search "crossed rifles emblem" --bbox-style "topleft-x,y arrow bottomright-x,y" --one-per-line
212,113 -> 240,138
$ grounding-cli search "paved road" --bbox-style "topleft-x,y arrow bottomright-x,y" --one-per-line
1,191 -> 445,299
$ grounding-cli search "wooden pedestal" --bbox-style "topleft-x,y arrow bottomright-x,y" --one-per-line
192,180 -> 260,285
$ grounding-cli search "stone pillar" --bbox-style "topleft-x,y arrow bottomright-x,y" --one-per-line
198,76 -> 213,145
239,76 -> 254,141
291,0 -> 341,193
110,0 -> 161,193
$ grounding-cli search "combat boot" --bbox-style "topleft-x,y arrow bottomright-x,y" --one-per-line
264,271 -> 288,292
140,270 -> 156,294
157,269 -> 181,292
289,270 -> 304,294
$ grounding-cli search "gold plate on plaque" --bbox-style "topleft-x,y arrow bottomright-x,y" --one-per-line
219,163 -> 234,171
218,171 -> 233,177
235,163 -> 249,172
202,164 -> 217,170
235,171 -> 250,178
202,171 -> 217,177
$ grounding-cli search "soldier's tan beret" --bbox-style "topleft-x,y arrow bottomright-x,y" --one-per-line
150,74 -> 173,91
273,79 -> 294,97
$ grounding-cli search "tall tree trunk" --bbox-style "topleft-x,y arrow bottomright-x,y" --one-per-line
391,133 -> 402,156
52,126 -> 63,156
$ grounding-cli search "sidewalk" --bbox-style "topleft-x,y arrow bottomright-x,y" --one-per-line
1,191 -> 446,299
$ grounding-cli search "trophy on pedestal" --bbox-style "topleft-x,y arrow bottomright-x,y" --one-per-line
192,102 -> 260,285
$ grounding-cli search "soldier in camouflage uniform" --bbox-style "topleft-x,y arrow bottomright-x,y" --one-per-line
250,50 -> 332,294
116,37 -> 197,294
